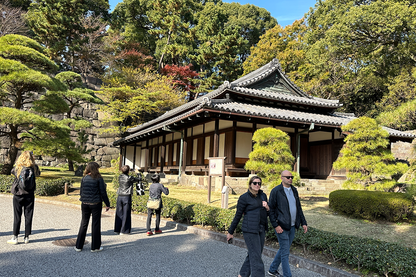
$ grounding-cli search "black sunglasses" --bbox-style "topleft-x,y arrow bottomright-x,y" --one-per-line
252,181 -> 262,186
282,176 -> 294,179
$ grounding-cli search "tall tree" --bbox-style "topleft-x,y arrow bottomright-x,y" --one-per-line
0,34 -> 70,175
303,0 -> 416,116
26,0 -> 110,71
0,0 -> 28,37
242,19 -> 309,88
147,0 -> 198,71
98,67 -> 186,134
32,71 -> 104,171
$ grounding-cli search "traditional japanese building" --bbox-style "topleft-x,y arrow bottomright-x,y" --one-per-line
112,59 -> 415,180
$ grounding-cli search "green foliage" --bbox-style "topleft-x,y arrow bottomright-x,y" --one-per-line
98,67 -> 186,134
329,190 -> 414,222
0,174 -> 71,196
245,127 -> 295,188
26,0 -> 109,70
294,227 -> 416,277
377,99 -> 416,131
35,177 -> 72,196
333,117 -> 408,190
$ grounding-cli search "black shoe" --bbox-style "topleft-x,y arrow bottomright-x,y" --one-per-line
268,270 -> 281,277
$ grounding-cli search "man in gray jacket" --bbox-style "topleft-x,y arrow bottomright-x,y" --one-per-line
268,170 -> 308,277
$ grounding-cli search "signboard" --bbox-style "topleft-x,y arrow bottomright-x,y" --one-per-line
208,157 -> 225,176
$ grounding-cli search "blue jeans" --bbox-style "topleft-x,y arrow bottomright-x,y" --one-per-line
269,226 -> 295,277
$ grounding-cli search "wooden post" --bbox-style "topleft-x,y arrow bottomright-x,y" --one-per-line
64,183 -> 68,195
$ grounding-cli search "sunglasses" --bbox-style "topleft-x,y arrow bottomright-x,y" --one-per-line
252,182 -> 262,186
282,176 -> 294,179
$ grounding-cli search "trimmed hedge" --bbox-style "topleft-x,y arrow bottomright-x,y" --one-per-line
0,174 -> 72,196
108,191 -> 416,276
294,227 -> 416,276
329,190 -> 414,221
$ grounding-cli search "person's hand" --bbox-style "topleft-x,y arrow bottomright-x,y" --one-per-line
262,201 -> 269,211
226,233 -> 233,242
302,225 -> 308,233
105,207 -> 110,212
275,226 -> 283,234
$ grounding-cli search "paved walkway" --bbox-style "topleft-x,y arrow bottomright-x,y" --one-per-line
0,195 -> 357,277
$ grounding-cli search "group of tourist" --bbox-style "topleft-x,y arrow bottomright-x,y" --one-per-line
6,152 -> 169,254
7,151 -> 306,276
227,171 -> 308,277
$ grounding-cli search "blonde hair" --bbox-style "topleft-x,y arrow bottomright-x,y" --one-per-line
15,151 -> 36,177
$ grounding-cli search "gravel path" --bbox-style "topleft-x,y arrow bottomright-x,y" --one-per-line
0,194 -> 353,277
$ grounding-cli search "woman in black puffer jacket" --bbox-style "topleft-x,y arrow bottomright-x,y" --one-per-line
227,176 -> 270,277
75,162 -> 110,252
114,165 -> 142,235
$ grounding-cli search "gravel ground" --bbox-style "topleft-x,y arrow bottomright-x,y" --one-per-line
0,194 -> 349,277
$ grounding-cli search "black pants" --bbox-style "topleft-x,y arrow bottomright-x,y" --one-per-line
114,195 -> 132,234
240,228 -> 266,277
12,194 -> 35,237
146,208 -> 161,231
76,202 -> 102,250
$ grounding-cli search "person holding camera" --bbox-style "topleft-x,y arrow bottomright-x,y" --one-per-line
146,174 -> 169,236
227,176 -> 270,277
114,165 -> 143,235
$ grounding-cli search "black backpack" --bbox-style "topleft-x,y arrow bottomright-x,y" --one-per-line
18,167 -> 35,192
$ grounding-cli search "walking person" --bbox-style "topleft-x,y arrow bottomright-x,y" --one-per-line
227,176 -> 270,277
7,151 -> 40,245
114,165 -> 142,235
267,170 -> 308,277
146,174 -> 169,236
75,162 -> 110,252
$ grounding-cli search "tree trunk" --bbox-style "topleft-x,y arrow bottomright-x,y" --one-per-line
0,128 -> 19,175
68,159 -> 74,171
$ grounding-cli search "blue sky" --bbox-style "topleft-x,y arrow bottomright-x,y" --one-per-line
108,0 -> 318,27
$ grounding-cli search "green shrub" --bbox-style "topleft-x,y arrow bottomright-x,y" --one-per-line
0,175 -> 15,193
329,190 -> 414,221
0,174 -> 71,196
35,178 -> 72,196
293,227 -> 416,277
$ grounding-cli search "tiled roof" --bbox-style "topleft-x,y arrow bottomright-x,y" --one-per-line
211,101 -> 352,126
230,87 -> 340,108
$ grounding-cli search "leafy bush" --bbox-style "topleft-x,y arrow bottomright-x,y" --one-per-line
0,174 -> 72,196
294,227 -> 416,277
329,190 -> 414,221
0,175 -> 15,193
35,178 -> 72,196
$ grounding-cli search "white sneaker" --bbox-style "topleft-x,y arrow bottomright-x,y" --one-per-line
91,246 -> 103,253
24,236 -> 29,244
7,236 -> 18,245
74,247 -> 82,252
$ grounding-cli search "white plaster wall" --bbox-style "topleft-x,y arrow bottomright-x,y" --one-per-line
205,121 -> 215,132
219,120 -> 233,129
219,133 -> 225,157
237,122 -> 252,128
236,131 -> 252,158
193,139 -> 198,160
140,148 -> 146,168
193,125 -> 203,135
173,142 -> 178,162
204,136 -> 210,159
125,145 -> 135,168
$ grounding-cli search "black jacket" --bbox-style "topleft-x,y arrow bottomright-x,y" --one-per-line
269,184 -> 307,231
228,189 -> 268,235
11,166 -> 37,195
117,174 -> 141,196
79,175 -> 110,207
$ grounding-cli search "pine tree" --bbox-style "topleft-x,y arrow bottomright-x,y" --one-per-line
244,127 -> 295,189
